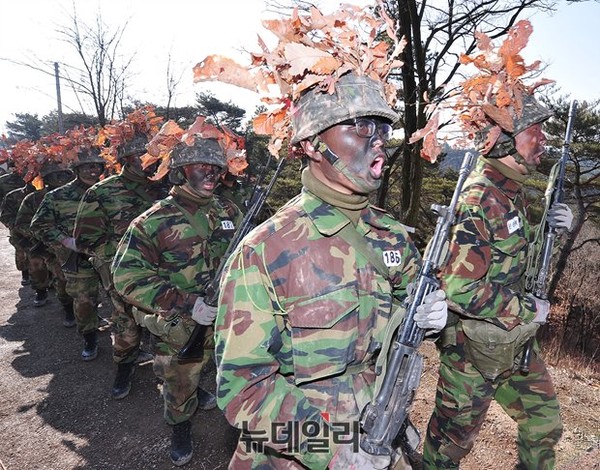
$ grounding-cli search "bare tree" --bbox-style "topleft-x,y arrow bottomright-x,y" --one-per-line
379,0 -> 556,225
265,0 -> 558,225
164,51 -> 186,121
56,7 -> 134,126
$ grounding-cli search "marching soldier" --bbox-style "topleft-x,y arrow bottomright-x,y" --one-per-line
30,148 -> 106,355
0,162 -> 30,285
112,127 -> 243,466
74,134 -> 164,398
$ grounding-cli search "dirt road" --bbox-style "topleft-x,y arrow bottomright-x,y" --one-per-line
0,226 -> 598,469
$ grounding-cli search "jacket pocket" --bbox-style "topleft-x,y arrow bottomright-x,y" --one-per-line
461,319 -> 539,380
287,288 -> 359,384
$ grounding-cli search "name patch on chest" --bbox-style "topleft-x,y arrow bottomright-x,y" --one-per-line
507,216 -> 521,234
383,250 -> 402,267
221,220 -> 235,230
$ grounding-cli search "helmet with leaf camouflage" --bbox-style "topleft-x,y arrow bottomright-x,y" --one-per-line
40,161 -> 72,177
410,20 -> 554,162
192,3 -> 404,157
71,147 -> 106,168
118,133 -> 149,159
291,73 -> 399,144
170,138 -> 227,169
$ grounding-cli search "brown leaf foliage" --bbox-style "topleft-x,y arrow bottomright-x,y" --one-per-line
193,0 -> 404,157
411,19 -> 553,162
143,116 -> 247,181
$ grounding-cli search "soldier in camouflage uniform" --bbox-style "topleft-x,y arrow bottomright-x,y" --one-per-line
1,177 -> 35,286
30,148 -> 106,356
74,134 -> 166,399
214,72 -> 448,469
15,163 -> 74,308
422,94 -> 571,469
0,165 -> 30,285
112,134 -> 243,466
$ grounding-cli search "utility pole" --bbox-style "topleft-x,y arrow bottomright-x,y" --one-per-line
54,62 -> 65,133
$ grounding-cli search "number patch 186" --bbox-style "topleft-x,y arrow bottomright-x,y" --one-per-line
383,250 -> 402,266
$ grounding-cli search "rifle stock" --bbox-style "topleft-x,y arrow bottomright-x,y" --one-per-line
360,152 -> 476,456
520,100 -> 578,372
177,158 -> 286,364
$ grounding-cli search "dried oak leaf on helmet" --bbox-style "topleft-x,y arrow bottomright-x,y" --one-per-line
193,1 -> 404,157
412,19 -> 553,163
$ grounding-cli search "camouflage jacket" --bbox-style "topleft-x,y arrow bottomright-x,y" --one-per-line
0,172 -> 26,205
112,185 -> 242,319
441,156 -> 537,331
14,189 -> 48,244
74,166 -> 164,265
0,184 -> 35,230
215,187 -> 421,468
30,178 -> 91,264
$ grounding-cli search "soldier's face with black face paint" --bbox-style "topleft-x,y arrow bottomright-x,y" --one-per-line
317,117 -> 389,195
514,123 -> 547,171
45,170 -> 73,189
76,163 -> 105,186
182,163 -> 226,197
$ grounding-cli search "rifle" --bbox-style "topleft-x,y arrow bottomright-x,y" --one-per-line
177,157 -> 287,363
520,100 -> 578,372
360,151 -> 476,456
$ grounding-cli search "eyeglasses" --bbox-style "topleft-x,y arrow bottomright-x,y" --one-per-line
339,118 -> 393,141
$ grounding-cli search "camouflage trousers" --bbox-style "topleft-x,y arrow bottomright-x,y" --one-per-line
134,310 -> 214,424
93,260 -> 141,364
28,254 -> 51,291
423,341 -> 563,470
47,256 -> 71,306
109,287 -> 142,364
14,243 -> 28,272
8,230 -> 29,272
65,266 -> 100,335
153,351 -> 210,425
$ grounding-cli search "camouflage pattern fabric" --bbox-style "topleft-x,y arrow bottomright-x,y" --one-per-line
74,165 -> 165,363
0,172 -> 26,209
14,190 -> 51,291
423,156 -> 562,469
30,178 -> 100,332
74,166 -> 164,264
112,184 -> 241,424
31,179 -> 93,265
215,181 -> 252,214
422,330 -> 562,469
214,182 -> 421,469
65,267 -> 100,334
1,184 -> 36,271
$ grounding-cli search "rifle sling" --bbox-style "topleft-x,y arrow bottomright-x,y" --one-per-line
337,223 -> 390,281
167,196 -> 210,239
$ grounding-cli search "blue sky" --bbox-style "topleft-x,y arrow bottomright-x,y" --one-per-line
1,0 -> 599,135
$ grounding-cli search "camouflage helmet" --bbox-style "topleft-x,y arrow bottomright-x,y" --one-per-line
169,138 -> 227,169
478,93 -> 553,158
291,73 -> 399,144
40,161 -> 72,177
71,148 -> 106,168
118,133 -> 148,159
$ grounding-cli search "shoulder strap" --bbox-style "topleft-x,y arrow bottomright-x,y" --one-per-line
337,223 -> 390,281
166,196 -> 209,239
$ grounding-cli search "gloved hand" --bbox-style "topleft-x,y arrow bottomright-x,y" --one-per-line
414,289 -> 448,333
531,295 -> 550,324
547,203 -> 573,231
329,443 -> 391,470
60,237 -> 77,251
191,297 -> 218,325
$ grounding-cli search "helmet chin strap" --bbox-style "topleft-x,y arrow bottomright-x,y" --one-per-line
311,136 -> 373,192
